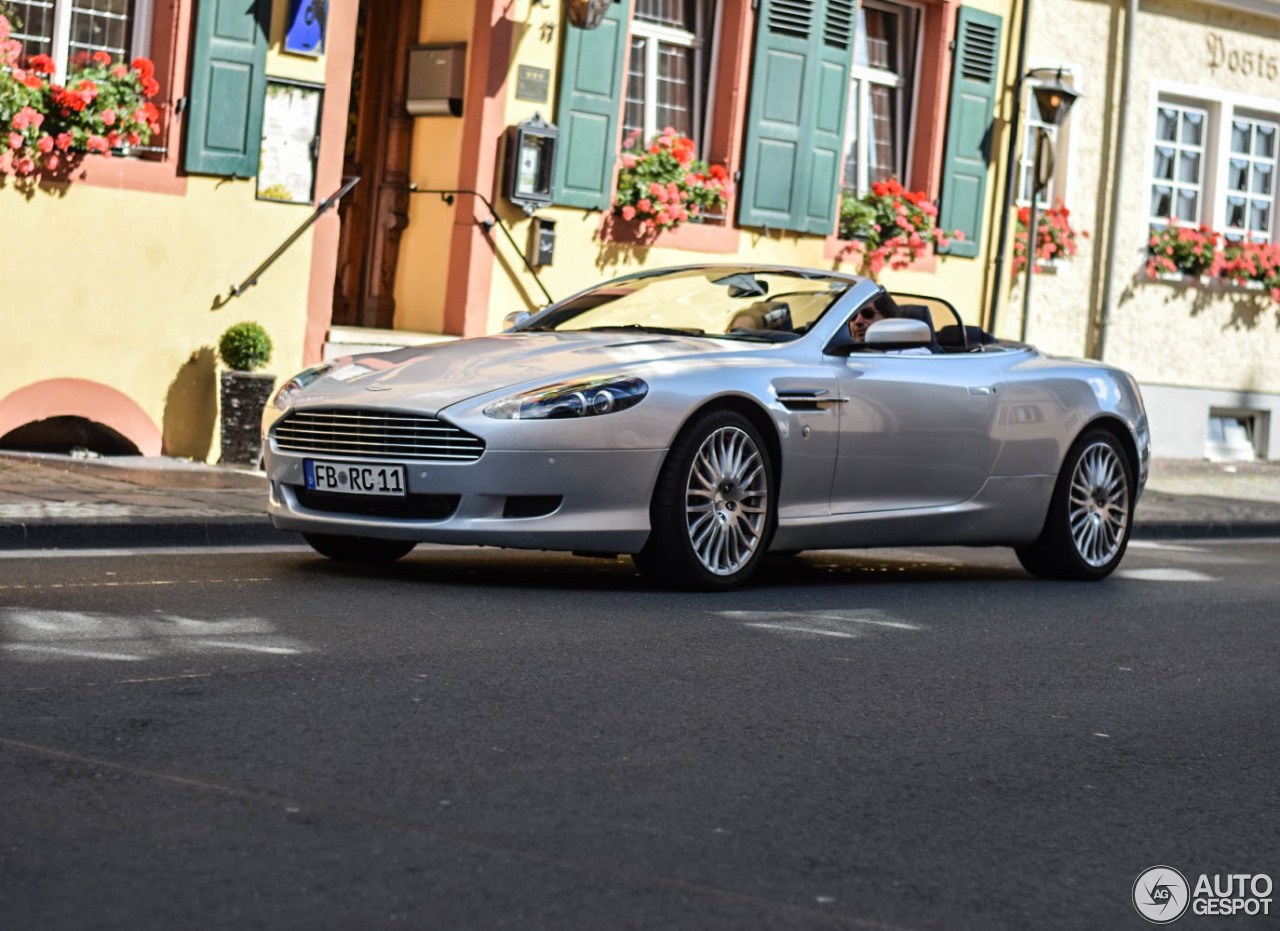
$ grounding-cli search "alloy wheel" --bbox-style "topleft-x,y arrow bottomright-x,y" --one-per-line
684,426 -> 769,575
1068,441 -> 1130,567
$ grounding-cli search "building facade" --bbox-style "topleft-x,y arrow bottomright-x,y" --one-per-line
2,0 -> 1033,461
1016,0 -> 1280,459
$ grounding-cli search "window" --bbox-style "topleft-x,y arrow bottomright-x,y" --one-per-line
623,0 -> 714,150
1150,102 -> 1208,225
1224,116 -> 1278,242
1207,408 -> 1268,461
6,0 -> 150,84
841,0 -> 920,194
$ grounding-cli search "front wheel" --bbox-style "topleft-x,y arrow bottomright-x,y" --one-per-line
1015,430 -> 1134,580
303,533 -> 417,563
634,409 -> 776,591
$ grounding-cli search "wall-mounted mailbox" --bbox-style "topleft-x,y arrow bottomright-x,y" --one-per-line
528,217 -> 556,267
504,114 -> 559,213
406,44 -> 466,117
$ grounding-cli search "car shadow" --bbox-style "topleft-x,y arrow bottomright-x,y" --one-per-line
280,548 -> 1030,591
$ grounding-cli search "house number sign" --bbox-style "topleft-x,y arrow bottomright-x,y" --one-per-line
1207,32 -> 1280,80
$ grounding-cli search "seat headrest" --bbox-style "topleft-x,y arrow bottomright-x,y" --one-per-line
897,304 -> 936,335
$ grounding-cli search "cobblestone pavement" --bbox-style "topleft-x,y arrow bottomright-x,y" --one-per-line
1,451 -> 1279,539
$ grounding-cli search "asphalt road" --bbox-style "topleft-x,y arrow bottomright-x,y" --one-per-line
0,540 -> 1276,930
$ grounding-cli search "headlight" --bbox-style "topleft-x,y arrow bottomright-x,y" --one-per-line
270,362 -> 336,410
483,376 -> 648,420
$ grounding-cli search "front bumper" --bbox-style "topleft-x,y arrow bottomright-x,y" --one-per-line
264,446 -> 666,553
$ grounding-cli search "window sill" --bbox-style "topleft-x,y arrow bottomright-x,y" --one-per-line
1140,271 -> 1275,296
597,214 -> 738,253
822,235 -> 939,274
72,151 -> 187,196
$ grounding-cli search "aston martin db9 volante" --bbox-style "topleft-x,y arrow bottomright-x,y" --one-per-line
263,264 -> 1149,590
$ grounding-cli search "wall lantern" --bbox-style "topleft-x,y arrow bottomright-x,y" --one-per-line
1031,71 -> 1079,128
504,113 -> 560,214
564,0 -> 612,29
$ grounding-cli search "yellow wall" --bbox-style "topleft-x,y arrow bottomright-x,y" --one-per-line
0,0 -> 334,461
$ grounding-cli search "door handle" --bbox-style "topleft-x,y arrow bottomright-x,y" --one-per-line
968,386 -> 996,396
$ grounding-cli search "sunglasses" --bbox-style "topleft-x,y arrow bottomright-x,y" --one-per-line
855,308 -> 884,321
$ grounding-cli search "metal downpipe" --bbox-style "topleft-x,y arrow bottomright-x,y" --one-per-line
1094,0 -> 1138,360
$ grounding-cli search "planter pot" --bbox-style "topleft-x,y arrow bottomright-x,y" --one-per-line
219,371 -> 276,467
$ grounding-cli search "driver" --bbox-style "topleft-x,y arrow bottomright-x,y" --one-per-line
850,292 -> 901,342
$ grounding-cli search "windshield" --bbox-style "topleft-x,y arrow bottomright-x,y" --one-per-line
522,267 -> 853,340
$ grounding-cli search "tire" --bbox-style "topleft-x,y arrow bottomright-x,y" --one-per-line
1015,429 -> 1134,580
303,533 -> 417,563
634,409 -> 777,591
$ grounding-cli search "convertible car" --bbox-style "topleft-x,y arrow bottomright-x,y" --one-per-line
262,264 -> 1149,590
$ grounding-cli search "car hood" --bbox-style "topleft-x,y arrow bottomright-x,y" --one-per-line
305,331 -> 751,414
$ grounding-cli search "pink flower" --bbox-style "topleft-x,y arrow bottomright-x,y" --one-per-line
8,133 -> 23,150
15,156 -> 34,175
0,14 -> 9,43
36,135 -> 53,153
637,198 -> 652,212
895,215 -> 912,230
621,205 -> 636,221
101,109 -> 117,126
620,153 -> 636,169
684,173 -> 698,186
954,230 -> 965,241
55,132 -> 73,151
111,65 -> 128,78
45,154 -> 59,171
656,209 -> 671,225
86,134 -> 110,154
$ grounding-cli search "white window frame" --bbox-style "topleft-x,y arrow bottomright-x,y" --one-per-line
626,3 -> 714,153
841,0 -> 923,195
7,0 -> 151,85
1148,98 -> 1211,228
1222,112 -> 1279,242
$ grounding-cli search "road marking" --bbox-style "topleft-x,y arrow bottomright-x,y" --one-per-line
1116,568 -> 1219,582
743,623 -> 858,639
1,609 -> 310,663
0,737 -> 297,808
720,610 -> 924,631
1127,541 -> 1207,553
0,545 -> 309,560
0,577 -> 271,591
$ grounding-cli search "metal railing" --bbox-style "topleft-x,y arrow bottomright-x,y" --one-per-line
212,175 -> 362,310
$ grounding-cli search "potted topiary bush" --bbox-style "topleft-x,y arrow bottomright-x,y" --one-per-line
217,322 -> 275,466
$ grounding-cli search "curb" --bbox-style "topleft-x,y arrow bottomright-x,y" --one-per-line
1,517 -> 1277,551
1131,521 -> 1280,541
0,518 -> 301,550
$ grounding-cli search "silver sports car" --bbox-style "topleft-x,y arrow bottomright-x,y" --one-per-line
262,264 -> 1150,589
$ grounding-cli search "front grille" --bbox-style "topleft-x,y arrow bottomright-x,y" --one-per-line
293,488 -> 460,520
273,409 -> 485,462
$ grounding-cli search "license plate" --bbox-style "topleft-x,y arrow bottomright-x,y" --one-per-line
305,460 -> 407,496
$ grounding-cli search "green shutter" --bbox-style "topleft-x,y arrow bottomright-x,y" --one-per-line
552,0 -> 631,209
937,6 -> 1003,258
738,0 -> 854,235
184,0 -> 270,177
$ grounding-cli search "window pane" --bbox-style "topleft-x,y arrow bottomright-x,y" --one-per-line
1254,163 -> 1273,196
1230,158 -> 1249,191
634,0 -> 696,30
1152,185 -> 1172,217
1232,121 -> 1251,154
6,1 -> 57,58
1227,196 -> 1247,228
1176,189 -> 1198,220
842,80 -> 860,190
859,8 -> 898,71
1157,108 -> 1179,142
1181,111 -> 1204,146
867,84 -> 897,183
624,37 -> 647,144
1252,200 -> 1270,232
1178,152 -> 1200,184
1153,147 -> 1175,181
655,42 -> 692,138
1257,124 -> 1276,158
69,0 -> 135,71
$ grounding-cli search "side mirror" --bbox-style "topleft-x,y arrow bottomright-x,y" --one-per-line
865,318 -> 932,348
503,311 -> 532,330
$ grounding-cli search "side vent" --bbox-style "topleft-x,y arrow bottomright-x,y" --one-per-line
823,0 -> 856,49
768,0 -> 815,39
960,22 -> 998,82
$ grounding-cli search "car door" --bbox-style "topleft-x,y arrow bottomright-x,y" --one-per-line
829,350 -> 1011,513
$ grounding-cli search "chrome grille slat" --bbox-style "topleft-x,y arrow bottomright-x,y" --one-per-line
273,409 -> 485,462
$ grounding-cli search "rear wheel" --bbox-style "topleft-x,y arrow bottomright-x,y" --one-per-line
1015,430 -> 1133,580
303,533 -> 417,563
634,409 -> 776,591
